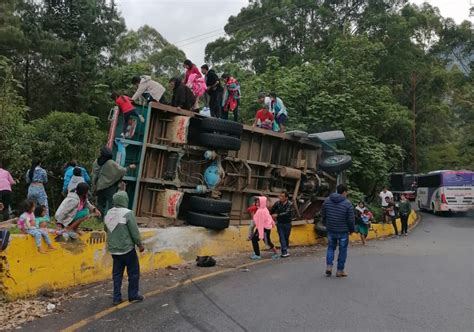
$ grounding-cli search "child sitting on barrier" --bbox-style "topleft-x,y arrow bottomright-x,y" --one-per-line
18,200 -> 54,253
250,196 -> 279,260
34,205 -> 50,229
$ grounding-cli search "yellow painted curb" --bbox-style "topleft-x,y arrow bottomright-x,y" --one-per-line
0,211 -> 417,300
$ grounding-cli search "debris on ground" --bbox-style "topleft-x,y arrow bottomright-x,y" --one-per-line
0,291 -> 89,331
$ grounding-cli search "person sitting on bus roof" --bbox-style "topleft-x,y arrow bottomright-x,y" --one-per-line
131,75 -> 166,104
253,104 -> 274,130
168,77 -> 196,111
269,92 -> 288,133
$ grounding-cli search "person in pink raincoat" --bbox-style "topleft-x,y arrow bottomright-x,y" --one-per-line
250,196 -> 279,260
186,72 -> 207,111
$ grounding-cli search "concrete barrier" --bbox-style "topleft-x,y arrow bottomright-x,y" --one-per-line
0,211 -> 417,300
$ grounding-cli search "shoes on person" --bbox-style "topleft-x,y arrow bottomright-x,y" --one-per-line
113,299 -> 124,306
250,254 -> 261,260
129,295 -> 144,303
281,253 -> 290,258
325,265 -> 333,277
271,254 -> 281,260
336,271 -> 348,278
404,233 -> 408,236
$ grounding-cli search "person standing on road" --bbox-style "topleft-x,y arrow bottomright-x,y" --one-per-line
385,197 -> 399,236
398,194 -> 411,236
104,191 -> 144,305
270,191 -> 293,258
379,186 -> 393,223
0,161 -> 15,221
321,184 -> 355,277
250,196 -> 279,260
92,146 -> 136,218
355,201 -> 370,245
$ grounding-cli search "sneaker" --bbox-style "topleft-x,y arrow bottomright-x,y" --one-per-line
281,253 -> 290,258
336,271 -> 348,278
129,295 -> 144,303
138,115 -> 145,123
326,265 -> 333,277
271,254 -> 281,260
250,254 -> 261,260
404,233 -> 408,236
113,299 -> 124,306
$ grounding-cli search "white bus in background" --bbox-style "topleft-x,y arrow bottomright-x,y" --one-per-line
416,170 -> 474,214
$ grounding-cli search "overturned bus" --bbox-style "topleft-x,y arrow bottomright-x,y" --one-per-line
107,102 -> 352,230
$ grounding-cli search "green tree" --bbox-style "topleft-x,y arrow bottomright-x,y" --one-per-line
0,56 -> 31,178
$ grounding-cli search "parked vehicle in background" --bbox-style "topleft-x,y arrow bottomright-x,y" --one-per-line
389,172 -> 418,201
416,170 -> 474,214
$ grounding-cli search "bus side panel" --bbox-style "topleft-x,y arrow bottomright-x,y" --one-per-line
417,187 -> 437,211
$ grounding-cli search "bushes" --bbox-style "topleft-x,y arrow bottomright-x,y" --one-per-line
30,112 -> 105,174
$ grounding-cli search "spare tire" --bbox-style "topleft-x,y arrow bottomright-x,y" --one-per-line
187,211 -> 230,230
319,154 -> 352,173
201,118 -> 243,137
190,196 -> 232,214
199,133 -> 241,151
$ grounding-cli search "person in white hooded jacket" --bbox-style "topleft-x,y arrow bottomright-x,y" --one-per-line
55,183 -> 100,233
131,75 -> 166,104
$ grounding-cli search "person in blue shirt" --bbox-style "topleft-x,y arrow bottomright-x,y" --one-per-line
62,160 -> 91,195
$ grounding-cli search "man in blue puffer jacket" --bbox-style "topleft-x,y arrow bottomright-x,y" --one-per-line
321,184 -> 355,277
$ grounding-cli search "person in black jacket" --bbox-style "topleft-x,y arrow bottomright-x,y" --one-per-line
321,184 -> 355,277
270,191 -> 293,258
169,77 -> 196,110
201,64 -> 223,118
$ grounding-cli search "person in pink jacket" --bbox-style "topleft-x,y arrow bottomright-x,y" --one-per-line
250,196 -> 279,260
0,161 -> 15,221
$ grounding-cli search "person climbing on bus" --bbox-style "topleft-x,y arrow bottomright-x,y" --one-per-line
269,92 -> 288,133
169,77 -> 196,111
221,74 -> 240,122
183,59 -> 202,85
131,75 -> 166,104
111,92 -> 145,137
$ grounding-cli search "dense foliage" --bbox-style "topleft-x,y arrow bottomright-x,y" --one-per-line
0,0 -> 472,208
206,0 -> 473,196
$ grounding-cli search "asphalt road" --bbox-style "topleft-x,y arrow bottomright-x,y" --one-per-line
76,212 -> 474,332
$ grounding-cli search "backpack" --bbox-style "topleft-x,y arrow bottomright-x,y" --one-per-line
196,256 -> 216,267
0,229 -> 10,251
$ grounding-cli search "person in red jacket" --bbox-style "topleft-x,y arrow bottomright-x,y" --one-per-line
111,92 -> 145,137
183,59 -> 202,84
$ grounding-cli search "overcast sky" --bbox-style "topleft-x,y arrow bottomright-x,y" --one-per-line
117,0 -> 472,67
